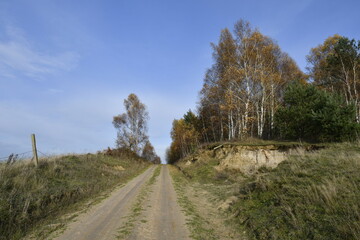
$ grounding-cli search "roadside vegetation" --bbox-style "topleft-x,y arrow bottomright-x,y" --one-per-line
173,142 -> 360,240
169,165 -> 218,240
0,149 -> 151,240
232,143 -> 360,240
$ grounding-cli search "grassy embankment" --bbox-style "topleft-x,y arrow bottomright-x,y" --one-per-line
173,141 -> 360,240
0,150 -> 151,240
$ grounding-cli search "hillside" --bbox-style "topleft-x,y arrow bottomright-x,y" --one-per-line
0,150 -> 151,240
172,141 -> 360,240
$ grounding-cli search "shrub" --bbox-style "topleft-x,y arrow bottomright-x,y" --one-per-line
275,83 -> 359,142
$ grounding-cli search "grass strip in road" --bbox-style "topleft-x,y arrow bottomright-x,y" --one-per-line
169,165 -> 217,240
116,165 -> 161,239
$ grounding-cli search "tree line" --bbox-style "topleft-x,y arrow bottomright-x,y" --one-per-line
167,19 -> 360,164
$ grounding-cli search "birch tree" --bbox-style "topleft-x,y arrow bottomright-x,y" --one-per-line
113,93 -> 149,154
198,19 -> 304,140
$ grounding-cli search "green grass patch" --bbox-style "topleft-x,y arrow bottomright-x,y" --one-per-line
0,153 -> 151,240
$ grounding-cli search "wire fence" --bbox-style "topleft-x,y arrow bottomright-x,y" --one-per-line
0,149 -> 52,163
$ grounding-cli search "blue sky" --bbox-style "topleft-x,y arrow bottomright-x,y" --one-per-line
1,0 -> 359,162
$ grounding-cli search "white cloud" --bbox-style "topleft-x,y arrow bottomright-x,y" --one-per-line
0,26 -> 79,79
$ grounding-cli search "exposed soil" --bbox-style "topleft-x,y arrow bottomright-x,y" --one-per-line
180,144 -> 323,174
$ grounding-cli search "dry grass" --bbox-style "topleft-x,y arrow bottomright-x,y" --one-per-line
231,143 -> 360,240
169,165 -> 218,240
0,152 -> 150,240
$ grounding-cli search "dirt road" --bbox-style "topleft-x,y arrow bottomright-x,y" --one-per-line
129,165 -> 190,240
54,165 -> 190,240
54,166 -> 156,240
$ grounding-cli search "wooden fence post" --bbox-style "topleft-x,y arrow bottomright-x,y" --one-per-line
31,134 -> 39,166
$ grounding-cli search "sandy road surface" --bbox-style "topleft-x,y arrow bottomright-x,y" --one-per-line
129,165 -> 190,240
54,165 -> 191,240
54,166 -> 156,240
